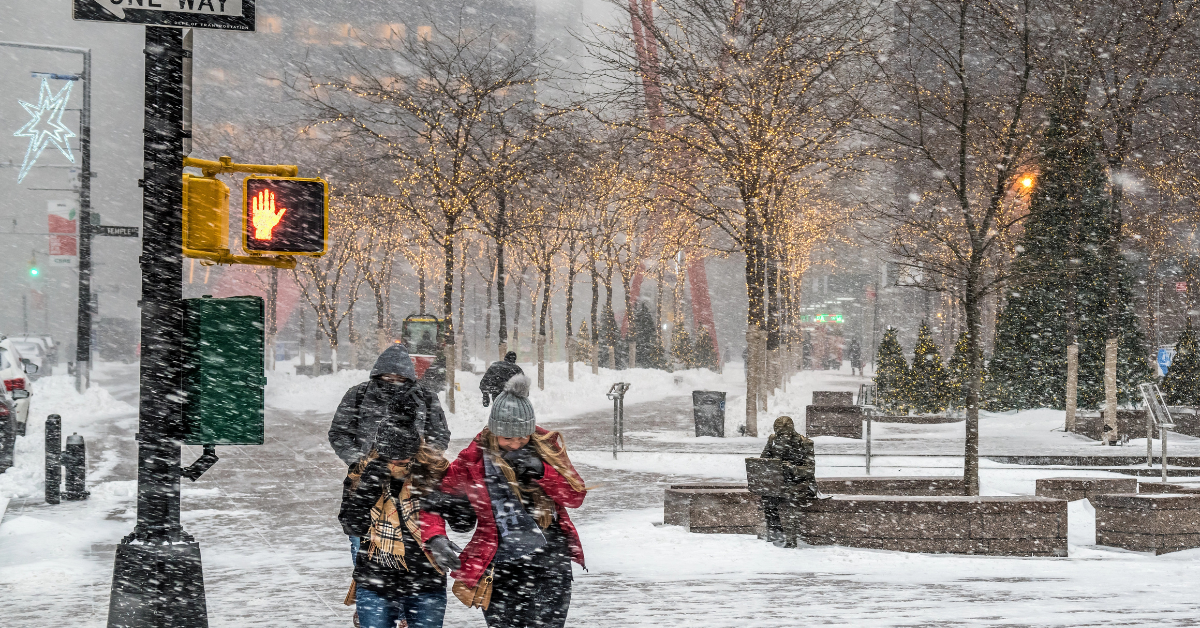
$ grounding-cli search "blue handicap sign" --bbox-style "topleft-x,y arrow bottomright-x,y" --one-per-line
1158,348 -> 1176,376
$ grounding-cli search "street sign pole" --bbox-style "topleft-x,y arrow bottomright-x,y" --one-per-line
106,26 -> 207,628
0,41 -> 93,393
77,48 -> 93,393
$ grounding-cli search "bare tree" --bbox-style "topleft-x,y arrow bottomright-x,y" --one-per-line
866,0 -> 1039,495
589,0 -> 881,433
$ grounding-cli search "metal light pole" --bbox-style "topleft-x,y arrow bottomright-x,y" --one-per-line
0,41 -> 92,393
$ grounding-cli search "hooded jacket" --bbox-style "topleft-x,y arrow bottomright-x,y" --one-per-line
328,345 -> 451,465
421,427 -> 587,588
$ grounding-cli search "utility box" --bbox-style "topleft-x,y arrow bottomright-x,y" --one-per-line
183,295 -> 265,445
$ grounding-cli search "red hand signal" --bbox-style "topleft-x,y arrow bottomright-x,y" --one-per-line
251,189 -> 286,240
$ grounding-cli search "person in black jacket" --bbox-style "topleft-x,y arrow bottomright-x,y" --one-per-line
479,351 -> 523,407
329,344 -> 451,467
760,416 -> 817,547
340,418 -> 475,628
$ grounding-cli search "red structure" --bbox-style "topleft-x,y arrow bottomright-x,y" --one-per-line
623,0 -> 719,360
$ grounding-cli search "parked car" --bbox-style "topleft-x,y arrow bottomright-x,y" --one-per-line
11,335 -> 57,368
9,338 -> 49,378
0,388 -> 29,473
0,337 -> 37,435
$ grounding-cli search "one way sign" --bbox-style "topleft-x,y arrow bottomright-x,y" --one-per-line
73,0 -> 255,31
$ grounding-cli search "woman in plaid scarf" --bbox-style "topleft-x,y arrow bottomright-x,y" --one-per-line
339,417 -> 475,628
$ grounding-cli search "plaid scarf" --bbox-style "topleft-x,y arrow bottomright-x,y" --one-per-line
366,479 -> 425,571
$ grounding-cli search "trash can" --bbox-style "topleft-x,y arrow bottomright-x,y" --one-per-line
693,391 -> 726,437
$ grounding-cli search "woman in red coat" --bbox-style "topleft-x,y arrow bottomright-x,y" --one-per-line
423,374 -> 587,628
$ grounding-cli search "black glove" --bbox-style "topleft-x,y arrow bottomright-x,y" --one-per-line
426,535 -> 462,572
502,447 -> 545,482
362,456 -> 391,482
419,489 -> 452,514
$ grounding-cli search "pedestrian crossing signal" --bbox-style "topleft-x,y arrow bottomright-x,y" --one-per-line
242,176 -> 328,256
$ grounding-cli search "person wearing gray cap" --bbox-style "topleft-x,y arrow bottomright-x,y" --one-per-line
425,374 -> 588,628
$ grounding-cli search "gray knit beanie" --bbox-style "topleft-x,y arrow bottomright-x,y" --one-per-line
488,374 -> 535,437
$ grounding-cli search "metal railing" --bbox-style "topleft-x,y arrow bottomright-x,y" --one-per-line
1139,382 -> 1175,482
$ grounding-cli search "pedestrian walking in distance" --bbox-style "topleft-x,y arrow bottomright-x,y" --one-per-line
479,351 -> 524,407
339,418 -> 475,628
428,374 -> 587,628
848,338 -> 864,376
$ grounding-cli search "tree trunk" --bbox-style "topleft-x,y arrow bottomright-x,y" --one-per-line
963,271 -> 983,496
442,228 -> 456,337
446,340 -> 456,414
418,247 -> 427,314
267,267 -> 278,371
299,307 -> 307,372
1065,343 -> 1079,432
745,328 -> 759,437
1103,181 -> 1125,441
628,340 -> 637,371
485,250 -> 495,349
497,243 -> 508,352
537,334 -> 546,390
566,265 -> 577,382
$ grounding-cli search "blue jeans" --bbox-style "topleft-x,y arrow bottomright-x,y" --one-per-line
350,536 -> 361,564
355,588 -> 446,628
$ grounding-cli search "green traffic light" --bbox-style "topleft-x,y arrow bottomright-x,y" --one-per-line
29,268 -> 38,277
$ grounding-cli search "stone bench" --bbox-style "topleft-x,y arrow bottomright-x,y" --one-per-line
1035,477 -> 1138,501
786,495 -> 1067,556
1093,493 -> 1200,554
1071,410 -> 1147,442
1136,482 -> 1200,495
819,476 -> 965,496
872,414 -> 961,424
663,484 -> 762,534
806,406 -> 863,439
668,476 -> 969,535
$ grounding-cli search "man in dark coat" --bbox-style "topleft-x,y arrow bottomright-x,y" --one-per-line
479,351 -> 524,407
328,344 -> 451,467
848,338 -> 864,376
760,416 -> 816,546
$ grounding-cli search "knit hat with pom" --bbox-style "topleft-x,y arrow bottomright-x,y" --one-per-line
488,374 -> 535,438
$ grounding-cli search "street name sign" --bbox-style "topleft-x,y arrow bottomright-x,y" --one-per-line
95,225 -> 140,237
73,0 -> 255,31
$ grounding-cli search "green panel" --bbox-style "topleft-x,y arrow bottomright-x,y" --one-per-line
183,296 -> 266,445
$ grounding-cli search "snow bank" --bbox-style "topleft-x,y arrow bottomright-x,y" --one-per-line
0,375 -> 136,502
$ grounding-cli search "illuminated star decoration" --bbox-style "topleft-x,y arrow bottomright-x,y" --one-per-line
13,78 -> 76,183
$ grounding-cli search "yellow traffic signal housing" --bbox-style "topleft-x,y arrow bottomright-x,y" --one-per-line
182,173 -> 230,252
242,176 -> 329,255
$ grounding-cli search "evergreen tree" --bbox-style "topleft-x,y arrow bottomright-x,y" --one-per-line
692,325 -> 719,371
989,79 -> 1153,410
947,331 -> 971,409
671,322 -> 694,368
597,304 -> 627,368
1162,322 -> 1200,405
908,321 -> 950,414
874,327 -> 909,413
632,302 -> 667,369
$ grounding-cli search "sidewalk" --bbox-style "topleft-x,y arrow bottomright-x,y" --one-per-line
5,367 -> 1200,626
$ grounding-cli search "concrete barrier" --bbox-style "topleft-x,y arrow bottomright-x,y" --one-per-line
1093,493 -> 1200,554
1034,477 -> 1138,501
788,495 -> 1068,556
1071,410 -> 1147,442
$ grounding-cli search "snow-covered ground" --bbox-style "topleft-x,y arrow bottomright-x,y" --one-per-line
5,363 -> 1200,626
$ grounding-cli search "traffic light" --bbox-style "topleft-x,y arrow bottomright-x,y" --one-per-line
242,176 -> 328,255
182,173 -> 231,252
28,255 -> 38,277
